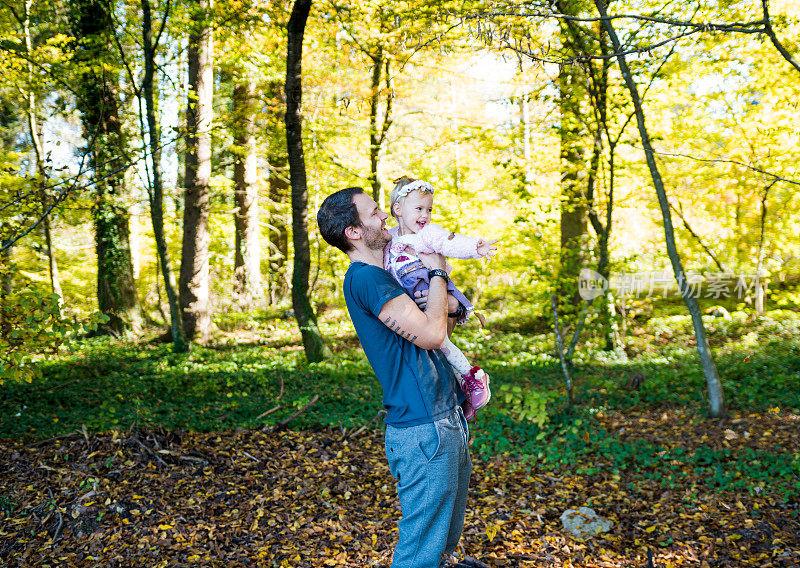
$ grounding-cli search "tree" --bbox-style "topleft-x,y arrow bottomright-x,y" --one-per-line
133,0 -> 188,352
17,0 -> 64,313
71,0 -> 142,334
266,78 -> 290,304
594,0 -> 727,417
232,76 -> 264,307
180,0 -> 214,342
555,0 -> 592,319
285,0 -> 327,362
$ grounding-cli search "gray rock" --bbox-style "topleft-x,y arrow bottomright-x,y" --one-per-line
560,506 -> 612,539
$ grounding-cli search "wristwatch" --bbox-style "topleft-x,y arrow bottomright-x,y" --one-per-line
428,269 -> 449,283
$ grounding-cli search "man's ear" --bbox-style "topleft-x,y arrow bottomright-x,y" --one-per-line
344,225 -> 361,241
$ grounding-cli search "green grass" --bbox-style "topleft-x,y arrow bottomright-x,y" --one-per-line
2,304 -> 799,498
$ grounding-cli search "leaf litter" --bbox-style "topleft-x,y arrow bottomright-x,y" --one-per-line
0,409 -> 798,568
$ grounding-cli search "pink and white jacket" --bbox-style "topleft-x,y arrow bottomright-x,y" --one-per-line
388,223 -> 483,261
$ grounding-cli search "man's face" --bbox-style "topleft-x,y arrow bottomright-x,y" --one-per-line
352,192 -> 390,250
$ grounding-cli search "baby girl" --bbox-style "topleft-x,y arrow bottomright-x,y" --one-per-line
384,176 -> 498,420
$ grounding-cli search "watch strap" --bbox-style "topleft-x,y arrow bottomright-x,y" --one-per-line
428,268 -> 449,282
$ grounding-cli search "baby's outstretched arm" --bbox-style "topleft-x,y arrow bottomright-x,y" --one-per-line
400,223 -> 499,259
476,238 -> 499,258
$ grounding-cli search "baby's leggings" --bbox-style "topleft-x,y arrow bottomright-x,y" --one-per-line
440,336 -> 472,377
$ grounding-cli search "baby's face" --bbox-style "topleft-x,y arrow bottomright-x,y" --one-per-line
395,190 -> 433,234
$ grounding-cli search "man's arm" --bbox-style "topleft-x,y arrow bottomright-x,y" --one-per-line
378,252 -> 449,350
413,290 -> 459,337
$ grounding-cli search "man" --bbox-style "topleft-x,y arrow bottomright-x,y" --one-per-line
317,187 -> 471,568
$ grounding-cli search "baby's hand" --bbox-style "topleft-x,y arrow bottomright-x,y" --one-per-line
477,238 -> 499,258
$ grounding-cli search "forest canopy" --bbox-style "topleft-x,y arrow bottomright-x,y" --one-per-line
0,0 -> 798,389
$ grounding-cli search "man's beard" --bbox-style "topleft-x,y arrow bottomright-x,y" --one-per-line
364,225 -> 390,250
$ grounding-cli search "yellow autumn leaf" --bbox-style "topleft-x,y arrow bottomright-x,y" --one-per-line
645,525 -> 656,533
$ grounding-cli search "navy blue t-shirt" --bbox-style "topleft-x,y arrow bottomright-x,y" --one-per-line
343,261 -> 463,427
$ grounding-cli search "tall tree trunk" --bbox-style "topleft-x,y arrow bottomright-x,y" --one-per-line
595,0 -> 727,418
141,0 -> 187,352
368,46 -> 383,204
71,0 -> 141,334
180,0 -> 214,342
23,0 -> 63,312
555,0 -> 590,318
285,0 -> 327,362
266,81 -> 289,305
232,79 -> 263,307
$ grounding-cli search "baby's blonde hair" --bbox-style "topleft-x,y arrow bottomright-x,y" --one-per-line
389,176 -> 433,219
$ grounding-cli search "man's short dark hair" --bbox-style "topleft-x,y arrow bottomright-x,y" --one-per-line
317,186 -> 365,252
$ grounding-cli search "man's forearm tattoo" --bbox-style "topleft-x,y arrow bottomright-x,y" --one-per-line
383,316 -> 418,342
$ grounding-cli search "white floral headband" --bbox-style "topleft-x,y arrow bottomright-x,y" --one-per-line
397,180 -> 434,199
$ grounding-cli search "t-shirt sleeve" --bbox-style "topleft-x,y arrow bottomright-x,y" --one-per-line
352,265 -> 406,317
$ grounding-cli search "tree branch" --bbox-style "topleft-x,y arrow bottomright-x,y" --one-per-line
761,0 -> 800,75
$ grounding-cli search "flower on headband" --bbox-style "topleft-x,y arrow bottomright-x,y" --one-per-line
397,180 -> 434,199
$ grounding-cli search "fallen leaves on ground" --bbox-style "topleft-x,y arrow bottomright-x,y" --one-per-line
0,411 -> 798,568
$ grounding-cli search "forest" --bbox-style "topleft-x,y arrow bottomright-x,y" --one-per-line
0,0 -> 798,566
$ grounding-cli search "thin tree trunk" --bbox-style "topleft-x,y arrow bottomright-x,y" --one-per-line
142,0 -> 187,353
23,0 -> 63,312
232,79 -> 263,307
754,181 -> 774,317
595,0 -> 726,418
285,0 -> 327,362
180,0 -> 214,342
0,243 -> 11,340
72,0 -> 141,334
41,207 -> 62,305
670,202 -> 727,272
521,91 -> 533,193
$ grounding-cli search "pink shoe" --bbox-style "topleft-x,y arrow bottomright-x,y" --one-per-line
461,366 -> 491,411
461,400 -> 476,422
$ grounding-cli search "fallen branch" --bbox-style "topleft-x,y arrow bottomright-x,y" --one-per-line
156,449 -> 205,463
51,509 -> 63,543
347,409 -> 387,440
133,438 -> 168,467
256,405 -> 282,420
268,395 -> 319,431
27,432 -> 81,448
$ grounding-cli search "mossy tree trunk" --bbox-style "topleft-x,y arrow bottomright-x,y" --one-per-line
71,0 -> 141,334
555,0 -> 591,322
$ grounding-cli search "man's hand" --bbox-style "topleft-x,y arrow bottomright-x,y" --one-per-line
413,290 -> 459,313
417,251 -> 446,271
